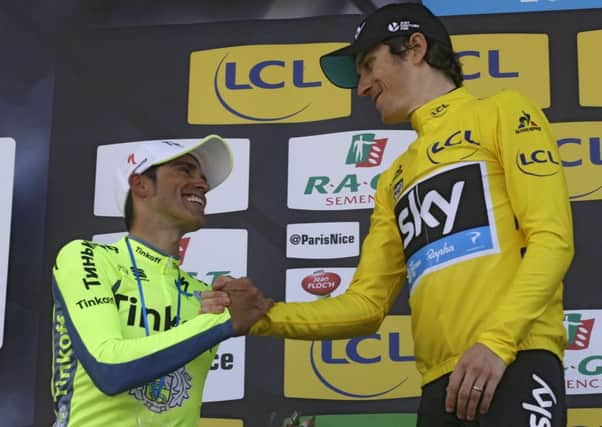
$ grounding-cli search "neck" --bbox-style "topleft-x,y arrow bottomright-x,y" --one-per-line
128,224 -> 183,257
408,69 -> 456,117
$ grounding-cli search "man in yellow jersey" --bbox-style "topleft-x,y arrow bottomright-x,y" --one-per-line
51,136 -> 271,426
202,4 -> 574,426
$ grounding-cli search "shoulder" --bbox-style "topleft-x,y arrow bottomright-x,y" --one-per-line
484,89 -> 536,110
55,239 -> 120,266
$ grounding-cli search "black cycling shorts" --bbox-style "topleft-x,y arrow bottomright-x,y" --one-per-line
417,350 -> 566,427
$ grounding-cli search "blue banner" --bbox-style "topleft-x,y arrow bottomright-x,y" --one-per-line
424,0 -> 602,16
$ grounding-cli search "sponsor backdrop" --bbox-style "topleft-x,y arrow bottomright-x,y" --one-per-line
0,138 -> 16,349
16,1 -> 600,425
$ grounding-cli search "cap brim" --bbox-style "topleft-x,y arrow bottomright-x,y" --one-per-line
190,134 -> 233,192
320,54 -> 358,89
149,135 -> 234,192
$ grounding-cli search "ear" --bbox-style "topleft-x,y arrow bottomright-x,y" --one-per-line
128,173 -> 152,198
407,32 -> 428,64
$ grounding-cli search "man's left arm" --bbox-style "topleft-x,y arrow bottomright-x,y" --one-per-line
477,90 -> 574,364
446,90 -> 574,420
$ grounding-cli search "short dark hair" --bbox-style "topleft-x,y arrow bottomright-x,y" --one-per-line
384,35 -> 464,88
124,166 -> 157,231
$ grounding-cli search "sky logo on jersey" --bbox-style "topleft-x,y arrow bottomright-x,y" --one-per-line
564,310 -> 602,395
552,122 -> 602,202
0,138 -> 15,349
284,316 -> 421,400
396,162 -> 499,292
451,34 -> 550,108
423,0 -> 602,15
188,43 -> 349,124
345,133 -> 388,168
578,30 -> 602,107
288,130 -> 415,211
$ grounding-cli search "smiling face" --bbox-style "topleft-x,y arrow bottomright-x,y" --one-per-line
356,38 -> 424,124
140,153 -> 210,233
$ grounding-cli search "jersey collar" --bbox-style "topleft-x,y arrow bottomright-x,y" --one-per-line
123,235 -> 181,272
410,87 -> 474,135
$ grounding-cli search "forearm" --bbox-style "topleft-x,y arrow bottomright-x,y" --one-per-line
251,289 -> 385,339
478,232 -> 573,363
54,279 -> 232,395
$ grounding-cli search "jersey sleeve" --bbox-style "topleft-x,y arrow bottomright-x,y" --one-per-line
251,167 -> 406,339
52,240 -> 234,395
476,91 -> 574,364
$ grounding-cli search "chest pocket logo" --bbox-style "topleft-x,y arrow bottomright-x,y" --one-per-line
427,130 -> 480,164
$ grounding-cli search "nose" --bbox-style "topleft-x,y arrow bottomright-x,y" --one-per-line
196,175 -> 210,193
357,74 -> 371,97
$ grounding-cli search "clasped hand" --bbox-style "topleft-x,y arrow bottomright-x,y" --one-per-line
199,276 -> 272,335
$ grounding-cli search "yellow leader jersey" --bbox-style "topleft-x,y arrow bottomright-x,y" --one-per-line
252,87 -> 574,385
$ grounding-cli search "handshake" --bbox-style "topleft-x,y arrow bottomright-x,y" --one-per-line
200,276 -> 273,336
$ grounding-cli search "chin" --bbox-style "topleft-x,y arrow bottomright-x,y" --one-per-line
380,107 -> 408,125
182,216 -> 205,233
381,112 -> 406,125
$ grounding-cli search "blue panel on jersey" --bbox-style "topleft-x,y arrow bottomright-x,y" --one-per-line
407,225 -> 494,292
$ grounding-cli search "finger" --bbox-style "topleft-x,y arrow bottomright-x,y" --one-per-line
201,290 -> 231,304
445,368 -> 464,413
213,275 -> 233,290
455,372 -> 477,420
260,298 -> 275,312
198,301 -> 226,314
479,373 -> 502,414
465,381 -> 485,421
222,278 -> 254,293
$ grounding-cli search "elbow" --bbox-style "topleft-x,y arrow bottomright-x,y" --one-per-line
357,309 -> 386,336
89,370 -> 129,396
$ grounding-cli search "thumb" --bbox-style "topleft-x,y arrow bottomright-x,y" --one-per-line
213,275 -> 233,290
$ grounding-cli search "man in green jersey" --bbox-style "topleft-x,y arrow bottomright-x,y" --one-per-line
202,4 -> 573,426
51,135 -> 271,426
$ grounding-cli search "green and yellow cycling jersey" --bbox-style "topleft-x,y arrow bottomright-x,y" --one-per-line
252,87 -> 574,385
52,236 -> 233,426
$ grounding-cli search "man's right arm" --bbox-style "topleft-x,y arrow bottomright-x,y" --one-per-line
249,167 -> 407,339
53,240 -> 235,396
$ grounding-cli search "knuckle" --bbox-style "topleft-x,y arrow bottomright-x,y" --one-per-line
458,390 -> 470,400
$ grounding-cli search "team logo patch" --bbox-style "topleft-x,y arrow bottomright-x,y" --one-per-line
129,366 -> 192,413
516,148 -> 561,177
516,111 -> 542,134
395,162 -> 499,291
430,103 -> 449,118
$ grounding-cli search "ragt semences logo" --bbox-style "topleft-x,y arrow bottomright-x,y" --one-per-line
345,134 -> 388,168
288,130 -> 415,211
565,312 -> 596,351
563,310 -> 602,395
